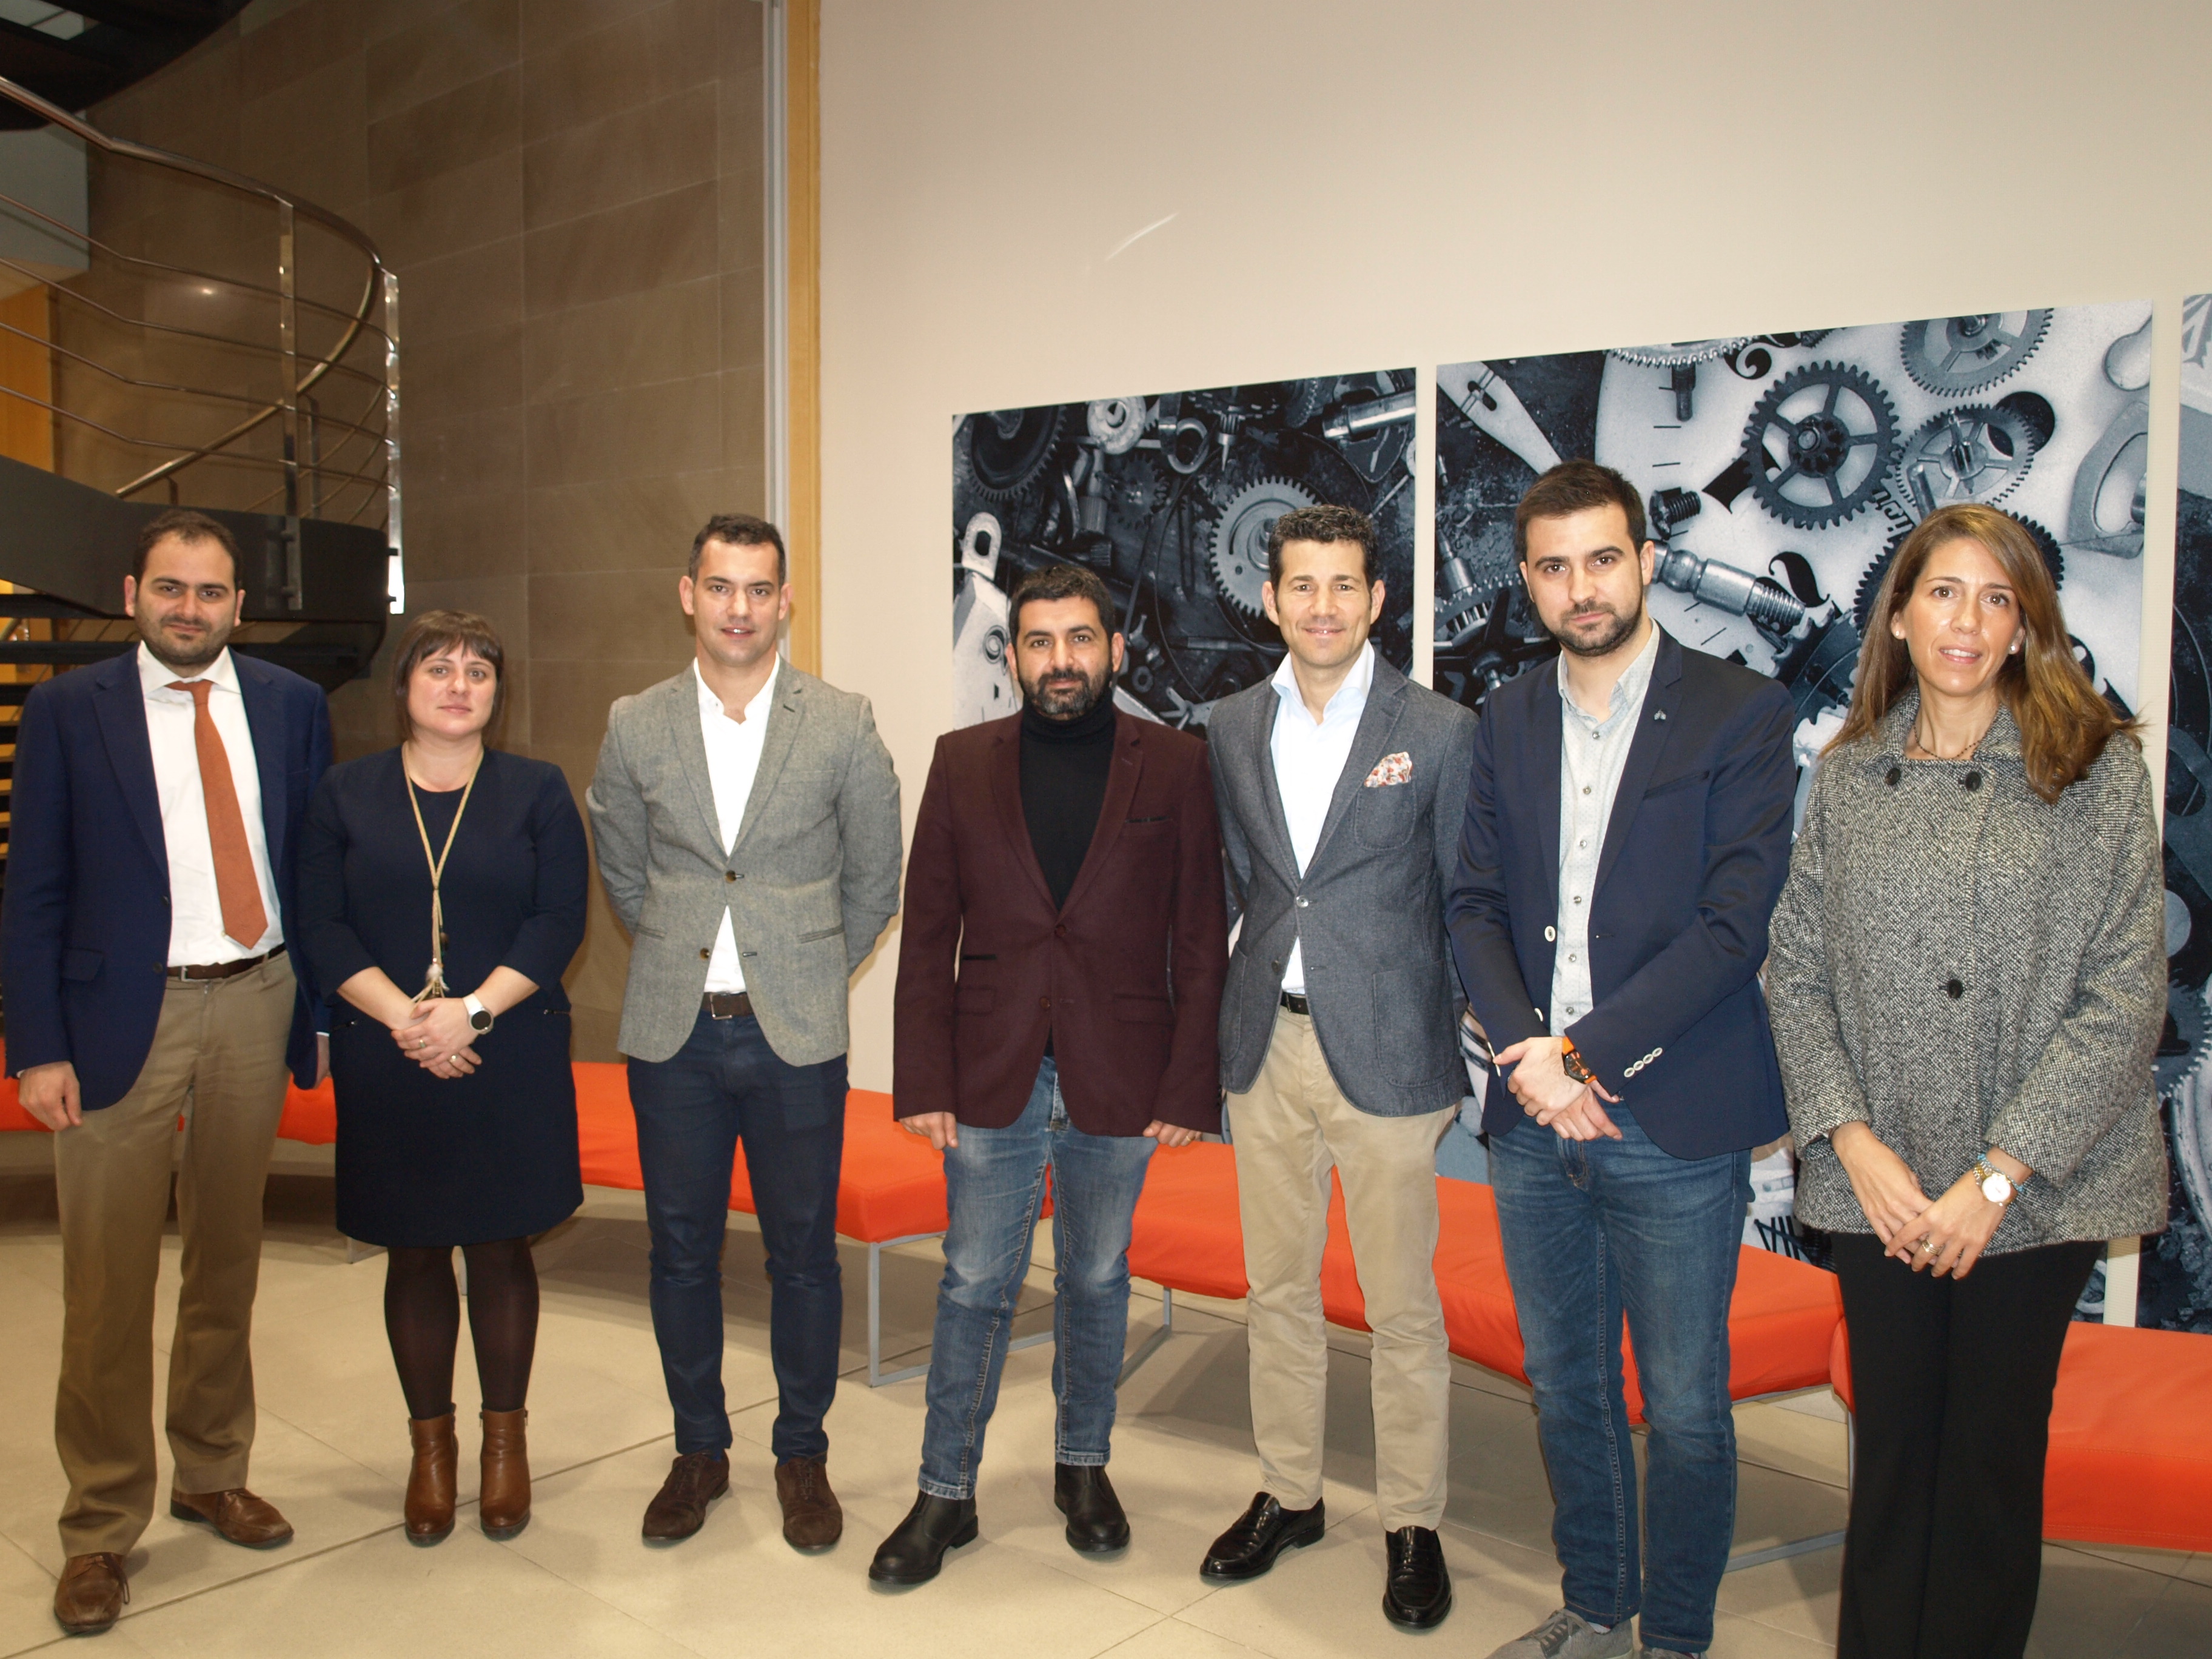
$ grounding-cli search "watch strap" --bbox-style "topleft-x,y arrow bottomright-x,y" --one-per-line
464,993 -> 492,1033
1559,1036 -> 1598,1088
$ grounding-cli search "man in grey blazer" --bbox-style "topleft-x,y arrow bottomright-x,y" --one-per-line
1201,504 -> 1475,1632
588,514 -> 900,1550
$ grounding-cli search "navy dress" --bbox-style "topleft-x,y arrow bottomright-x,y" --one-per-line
299,748 -> 588,1247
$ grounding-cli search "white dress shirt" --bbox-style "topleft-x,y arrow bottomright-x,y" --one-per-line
138,643 -> 282,964
1267,642 -> 1374,995
1550,625 -> 1660,1035
696,655 -> 780,993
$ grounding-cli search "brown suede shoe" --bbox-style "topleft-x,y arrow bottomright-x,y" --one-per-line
169,1487 -> 293,1549
478,1409 -> 531,1541
53,1552 -> 127,1634
404,1413 -> 458,1544
774,1456 -> 842,1550
641,1450 -> 729,1543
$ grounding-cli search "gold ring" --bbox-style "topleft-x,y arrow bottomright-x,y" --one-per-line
1919,1238 -> 1935,1253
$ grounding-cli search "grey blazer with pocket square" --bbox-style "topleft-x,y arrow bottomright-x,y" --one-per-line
586,662 -> 902,1066
1211,653 -> 1476,1116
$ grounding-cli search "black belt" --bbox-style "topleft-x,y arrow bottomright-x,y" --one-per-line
702,991 -> 754,1020
1279,991 -> 1311,1016
167,943 -> 285,983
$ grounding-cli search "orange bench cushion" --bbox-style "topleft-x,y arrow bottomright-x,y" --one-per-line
1830,1317 -> 2212,1552
1127,1142 -> 1250,1301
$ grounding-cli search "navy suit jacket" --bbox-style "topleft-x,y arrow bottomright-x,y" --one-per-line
1446,629 -> 1797,1159
3,648 -> 333,1110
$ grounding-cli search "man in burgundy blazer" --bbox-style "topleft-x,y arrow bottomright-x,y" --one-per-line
873,563 -> 1226,1586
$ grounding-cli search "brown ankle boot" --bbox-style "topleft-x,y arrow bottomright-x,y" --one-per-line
404,1414 -> 457,1544
479,1408 -> 531,1540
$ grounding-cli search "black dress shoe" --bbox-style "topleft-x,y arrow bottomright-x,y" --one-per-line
1199,1492 -> 1326,1581
868,1492 -> 979,1586
1381,1525 -> 1452,1629
1053,1463 -> 1130,1554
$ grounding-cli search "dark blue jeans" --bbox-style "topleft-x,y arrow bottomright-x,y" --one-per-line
1488,1104 -> 1751,1655
628,1010 -> 847,1461
917,1056 -> 1155,1500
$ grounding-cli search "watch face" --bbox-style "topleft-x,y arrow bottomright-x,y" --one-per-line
471,1010 -> 492,1031
1981,1171 -> 2013,1203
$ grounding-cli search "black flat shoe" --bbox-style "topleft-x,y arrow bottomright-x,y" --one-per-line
1053,1463 -> 1130,1554
868,1492 -> 979,1586
1381,1525 -> 1452,1630
1199,1492 -> 1326,1581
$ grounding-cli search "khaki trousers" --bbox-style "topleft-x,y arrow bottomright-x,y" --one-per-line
53,953 -> 296,1557
1227,1007 -> 1454,1530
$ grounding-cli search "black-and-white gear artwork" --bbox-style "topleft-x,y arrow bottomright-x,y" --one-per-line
1899,311 -> 2053,395
1743,362 -> 1901,529
1891,403 -> 2040,510
953,370 -> 1415,731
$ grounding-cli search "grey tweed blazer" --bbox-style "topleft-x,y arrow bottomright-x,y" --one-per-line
586,663 -> 902,1067
1768,694 -> 2167,1252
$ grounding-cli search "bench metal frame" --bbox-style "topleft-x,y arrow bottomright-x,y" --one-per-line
866,1230 -> 1052,1387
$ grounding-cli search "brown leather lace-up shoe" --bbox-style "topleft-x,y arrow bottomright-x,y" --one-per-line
168,1487 -> 293,1549
404,1413 -> 458,1544
642,1450 -> 729,1543
478,1409 -> 531,1540
53,1553 -> 127,1635
774,1456 -> 842,1550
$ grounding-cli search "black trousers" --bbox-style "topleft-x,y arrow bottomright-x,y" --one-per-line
1832,1232 -> 2103,1659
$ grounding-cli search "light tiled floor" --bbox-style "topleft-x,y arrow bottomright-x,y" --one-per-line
0,1147 -> 2205,1658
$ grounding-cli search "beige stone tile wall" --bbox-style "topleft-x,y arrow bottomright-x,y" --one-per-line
76,0 -> 771,1061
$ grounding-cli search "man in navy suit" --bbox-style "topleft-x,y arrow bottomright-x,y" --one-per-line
1447,462 -> 1795,1659
5,509 -> 332,1636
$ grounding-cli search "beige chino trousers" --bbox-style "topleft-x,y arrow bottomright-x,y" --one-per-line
52,953 -> 296,1557
1227,1006 -> 1455,1531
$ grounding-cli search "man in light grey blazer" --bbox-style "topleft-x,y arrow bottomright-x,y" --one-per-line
1200,504 -> 1475,1634
588,514 -> 900,1552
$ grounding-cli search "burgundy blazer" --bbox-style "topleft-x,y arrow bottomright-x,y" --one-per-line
894,710 -> 1228,1135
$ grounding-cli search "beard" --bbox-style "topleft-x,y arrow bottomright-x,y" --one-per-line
1019,663 -> 1110,720
1548,598 -> 1643,660
139,614 -> 230,673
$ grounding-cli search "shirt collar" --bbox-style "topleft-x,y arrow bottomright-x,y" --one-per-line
694,654 -> 780,724
1557,622 -> 1661,726
139,641 -> 239,699
1270,641 -> 1375,728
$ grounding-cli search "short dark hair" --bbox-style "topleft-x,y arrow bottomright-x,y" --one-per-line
689,513 -> 787,583
1265,503 -> 1374,588
135,508 -> 240,586
1514,460 -> 1646,560
391,609 -> 506,741
1009,562 -> 1116,638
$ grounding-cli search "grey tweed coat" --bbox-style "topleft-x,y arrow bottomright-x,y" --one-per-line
1767,693 -> 2167,1252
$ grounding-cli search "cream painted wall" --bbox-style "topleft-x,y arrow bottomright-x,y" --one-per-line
818,0 -> 2207,1099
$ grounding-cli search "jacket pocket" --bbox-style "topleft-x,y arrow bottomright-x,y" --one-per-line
1641,768 -> 1711,799
956,984 -> 995,1015
61,948 -> 102,982
1372,962 -> 1449,1085
797,923 -> 846,945
1354,777 -> 1419,848
1112,993 -> 1176,1026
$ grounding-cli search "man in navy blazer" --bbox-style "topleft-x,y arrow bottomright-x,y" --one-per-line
4,510 -> 331,1635
1446,463 -> 1795,1659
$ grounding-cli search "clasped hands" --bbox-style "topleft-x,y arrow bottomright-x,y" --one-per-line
899,1111 -> 1200,1151
1832,1120 -> 2021,1279
1493,1034 -> 1623,1142
390,997 -> 480,1079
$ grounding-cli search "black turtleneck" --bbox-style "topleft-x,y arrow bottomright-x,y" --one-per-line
1019,695 -> 1117,911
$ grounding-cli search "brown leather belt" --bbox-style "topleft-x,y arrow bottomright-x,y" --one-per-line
167,943 -> 286,983
1279,991 -> 1311,1016
702,991 -> 754,1020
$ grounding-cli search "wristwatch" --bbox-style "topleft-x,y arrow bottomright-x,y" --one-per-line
1559,1036 -> 1598,1088
1972,1153 -> 2014,1205
464,993 -> 494,1034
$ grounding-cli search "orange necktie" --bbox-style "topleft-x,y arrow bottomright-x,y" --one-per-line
170,679 -> 268,950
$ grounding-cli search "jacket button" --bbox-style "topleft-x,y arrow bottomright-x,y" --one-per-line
725,871 -> 737,882
699,948 -> 711,961
1544,925 -> 1557,942
1054,923 -> 1068,937
1039,996 -> 1052,1011
1295,897 -> 1309,908
1885,766 -> 1901,787
1962,771 -> 1982,791
1945,977 -> 1964,999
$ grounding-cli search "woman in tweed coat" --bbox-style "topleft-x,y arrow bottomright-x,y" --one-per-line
1768,503 -> 2165,1659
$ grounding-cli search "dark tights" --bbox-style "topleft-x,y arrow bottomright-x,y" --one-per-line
383,1238 -> 540,1420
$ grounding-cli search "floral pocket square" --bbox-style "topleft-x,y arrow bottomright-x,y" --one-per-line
1364,751 -> 1413,788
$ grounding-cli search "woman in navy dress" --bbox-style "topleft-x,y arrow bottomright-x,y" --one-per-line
298,611 -> 586,1546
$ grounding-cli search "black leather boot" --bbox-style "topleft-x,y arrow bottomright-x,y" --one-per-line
868,1492 -> 979,1586
1053,1463 -> 1130,1554
1381,1525 -> 1452,1629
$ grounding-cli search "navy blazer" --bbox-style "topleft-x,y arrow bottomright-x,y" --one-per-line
3,648 -> 333,1110
1446,629 -> 1797,1159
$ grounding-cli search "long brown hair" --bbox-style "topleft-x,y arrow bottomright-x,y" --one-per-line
1826,503 -> 2135,803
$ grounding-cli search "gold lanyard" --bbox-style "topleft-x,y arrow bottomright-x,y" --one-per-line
403,752 -> 481,1000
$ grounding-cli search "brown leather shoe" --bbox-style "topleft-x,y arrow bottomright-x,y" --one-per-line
53,1553 -> 127,1635
169,1487 -> 293,1549
774,1456 -> 842,1550
404,1413 -> 458,1544
478,1409 -> 531,1540
641,1450 -> 729,1543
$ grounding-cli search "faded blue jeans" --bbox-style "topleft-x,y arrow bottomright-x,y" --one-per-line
1488,1104 -> 1751,1656
917,1057 -> 1155,1500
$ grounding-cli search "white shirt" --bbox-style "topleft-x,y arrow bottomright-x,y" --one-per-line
696,656 -> 780,993
1267,642 -> 1374,995
1550,625 -> 1660,1034
138,643 -> 282,964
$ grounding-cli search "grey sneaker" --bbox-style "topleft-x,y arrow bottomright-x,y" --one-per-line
1486,1609 -> 1634,1659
